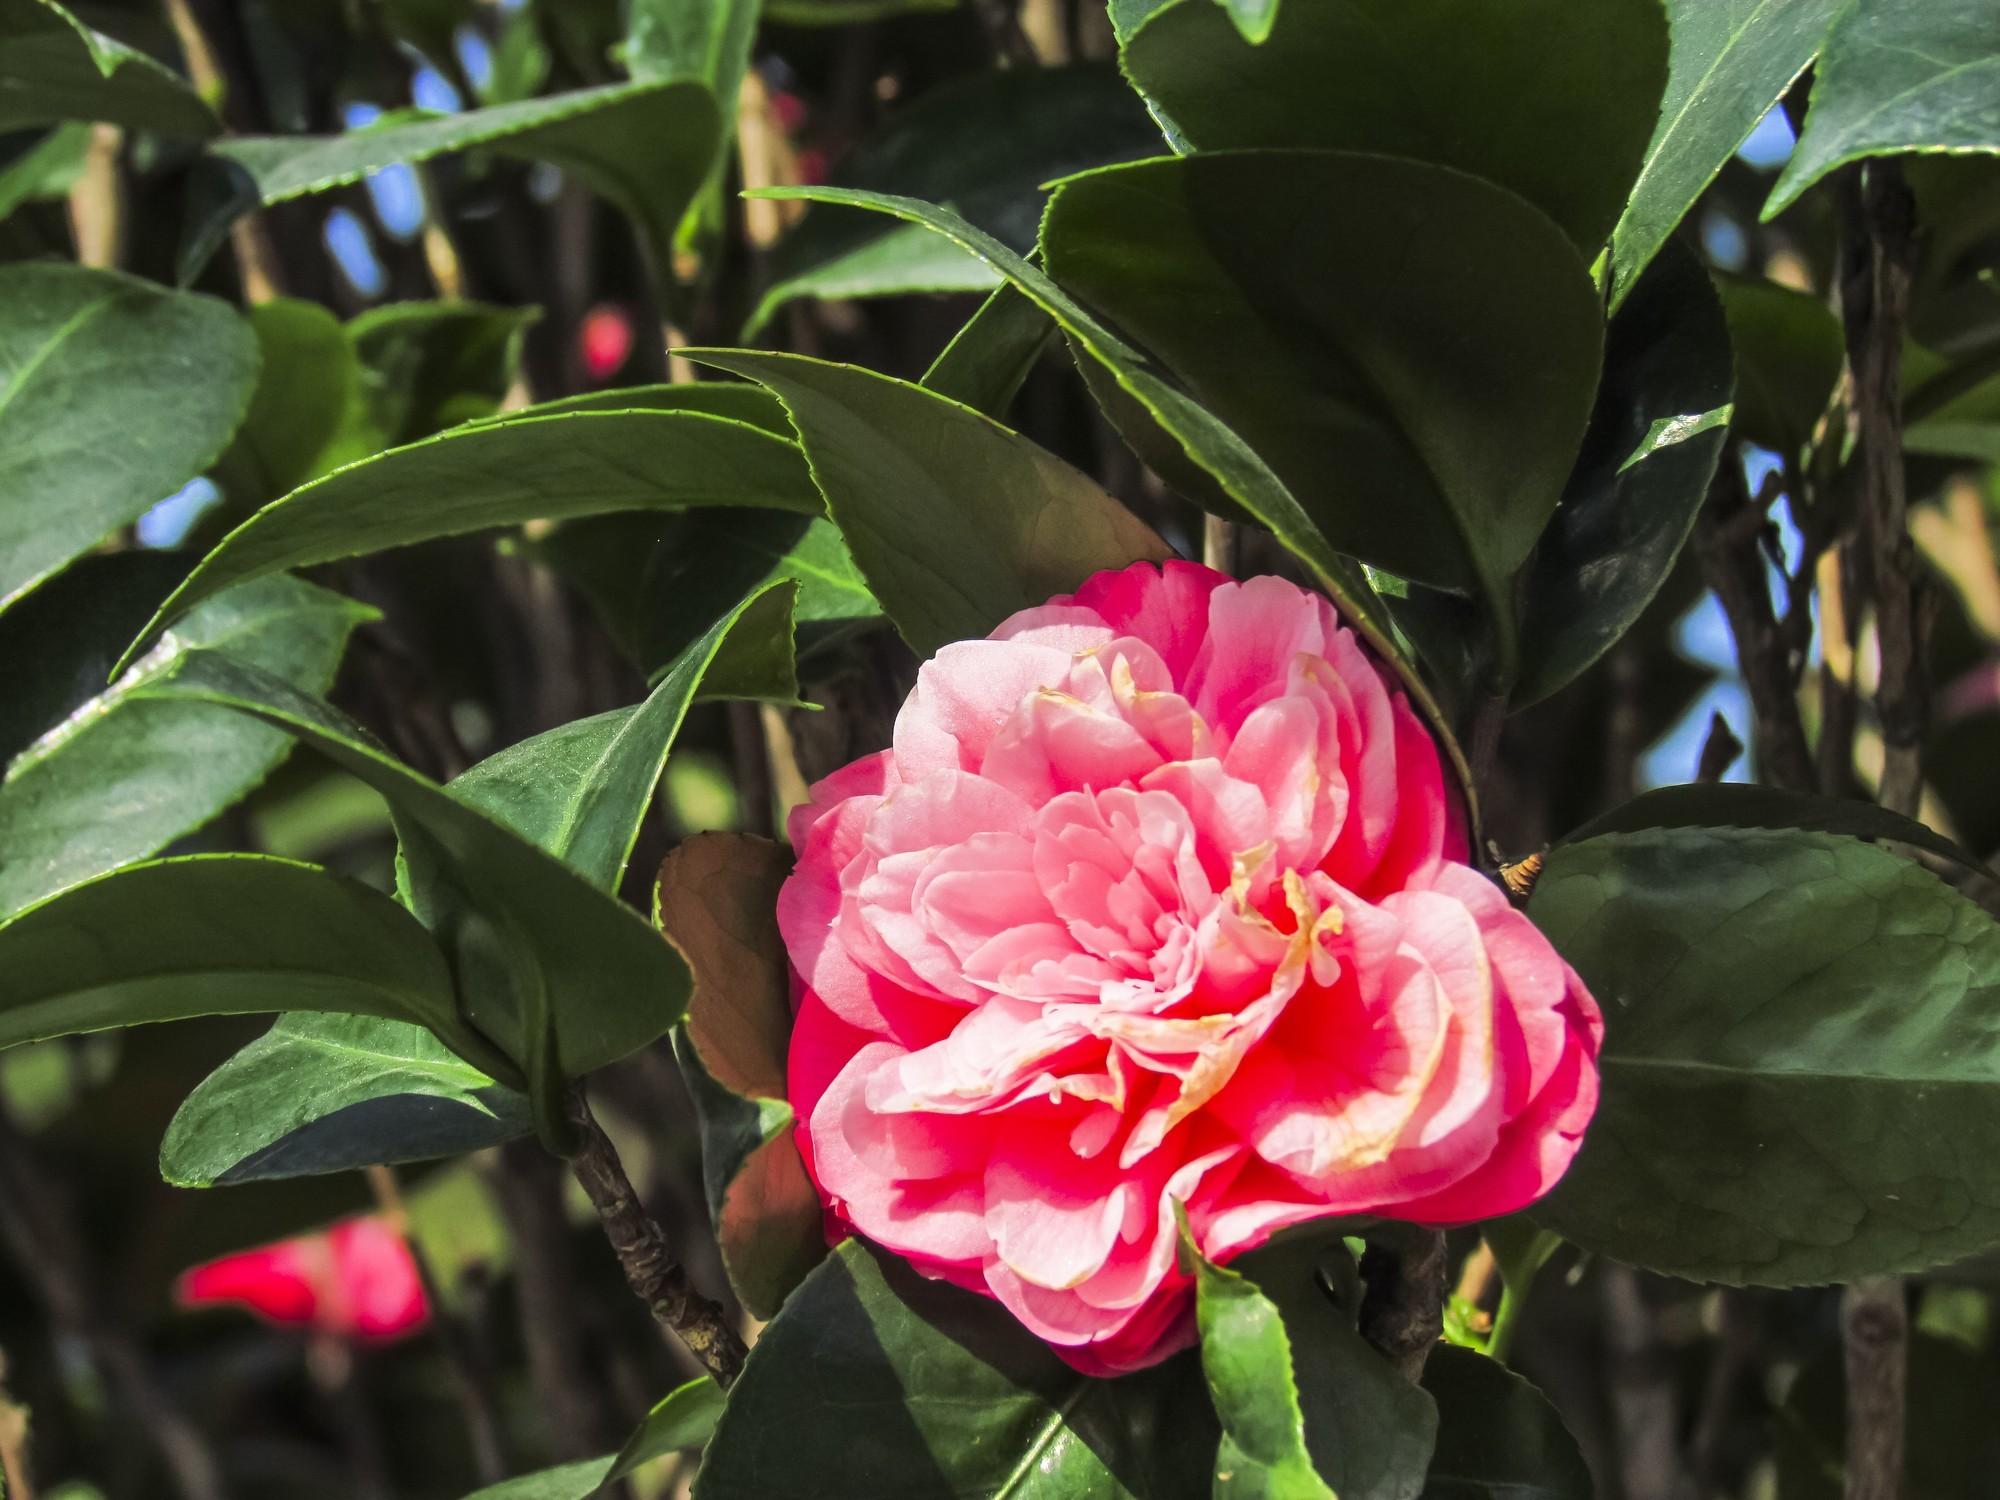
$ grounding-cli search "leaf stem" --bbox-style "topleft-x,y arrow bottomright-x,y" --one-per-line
563,1084 -> 750,1386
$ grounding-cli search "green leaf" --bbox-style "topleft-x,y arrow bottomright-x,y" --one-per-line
458,1376 -> 723,1500
1123,0 -> 1668,252
1040,150 -> 1603,657
157,586 -> 787,1181
133,651 -> 686,1080
744,64 -> 1162,334
1716,275 -> 1845,457
660,834 -> 824,1319
530,510 -> 877,681
0,0 -> 219,136
1418,1346 -> 1592,1500
684,350 -> 1170,656
120,409 -> 820,670
334,299 -> 536,454
745,184 -> 1474,818
1515,239 -> 1734,706
0,558 -> 372,918
1559,781 -> 1998,882
447,580 -> 801,889
210,299 -> 361,509
0,263 -> 259,611
1609,0 -> 1841,308
692,1238 -> 1219,1499
1768,0 -> 2000,219
0,121 -> 90,221
763,0 -> 956,19
160,1013 -> 531,1187
1190,1230 -> 1436,1500
0,855 -> 486,1060
468,380 -> 792,434
920,283 -> 1057,420
187,80 -> 719,278
1529,824 -> 2000,1284
625,0 -> 759,257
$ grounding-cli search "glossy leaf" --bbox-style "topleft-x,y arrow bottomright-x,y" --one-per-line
0,263 -> 259,610
1191,1231 -> 1436,1500
0,0 -> 219,136
133,651 -> 686,1080
459,1376 -> 723,1500
661,834 -> 823,1318
160,1014 -> 531,1187
0,855 -> 487,1061
120,409 -> 820,670
333,299 -> 537,455
1559,781 -> 1999,883
1716,275 -> 1844,457
1041,150 -> 1603,648
1530,825 -> 2000,1284
0,559 -> 371,918
1123,0 -> 1668,252
187,81 -> 719,277
1609,0 -> 1841,308
626,0 -> 758,256
746,184 -> 1474,818
1515,240 -> 1734,706
920,283 -> 1057,419
1769,0 -> 2000,218
448,581 -> 801,890
158,588 -> 787,1181
531,510 -> 876,681
744,65 -> 1161,334
692,1238 -> 1218,1499
1419,1346 -> 1593,1500
685,350 -> 1171,656
210,299 -> 360,509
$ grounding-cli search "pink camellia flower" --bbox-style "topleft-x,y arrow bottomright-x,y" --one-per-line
780,560 -> 1602,1374
176,1217 -> 428,1343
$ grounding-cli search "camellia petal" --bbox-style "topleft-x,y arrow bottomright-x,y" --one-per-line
780,561 -> 1602,1372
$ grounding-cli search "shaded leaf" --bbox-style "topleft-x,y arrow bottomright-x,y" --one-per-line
1769,0 -> 2000,219
459,1375 -> 723,1499
161,1014 -> 530,1187
1529,825 -> 2000,1284
1609,0 -> 1841,308
134,651 -> 686,1080
1717,275 -> 1844,457
661,833 -> 822,1317
685,350 -> 1170,656
210,298 -> 360,509
158,588 -> 788,1181
1516,239 -> 1734,706
334,299 -> 536,454
0,855 -> 487,1061
1419,1346 -> 1592,1500
1191,1229 -> 1436,1500
186,80 -> 719,279
120,409 -> 820,670
0,120 -> 90,220
0,263 -> 258,610
745,64 -> 1162,334
921,283 -> 1057,420
0,0 -> 219,136
1123,0 -> 1667,252
747,184 -> 1474,820
692,1238 -> 1218,1499
0,558 -> 371,917
1041,150 -> 1602,654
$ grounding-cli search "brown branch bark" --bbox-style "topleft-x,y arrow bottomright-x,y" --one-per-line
1836,157 -> 1924,1500
1358,1224 -> 1447,1383
563,1086 -> 750,1387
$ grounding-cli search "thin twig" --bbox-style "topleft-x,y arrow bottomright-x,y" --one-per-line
0,1349 -> 34,1500
563,1086 -> 750,1387
161,0 -> 283,301
1202,514 -> 1239,576
1836,157 -> 1923,1500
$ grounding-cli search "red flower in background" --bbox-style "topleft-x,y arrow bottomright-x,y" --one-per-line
177,1217 -> 428,1342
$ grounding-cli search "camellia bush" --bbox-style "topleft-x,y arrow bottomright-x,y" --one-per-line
4,0 -> 2000,1496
